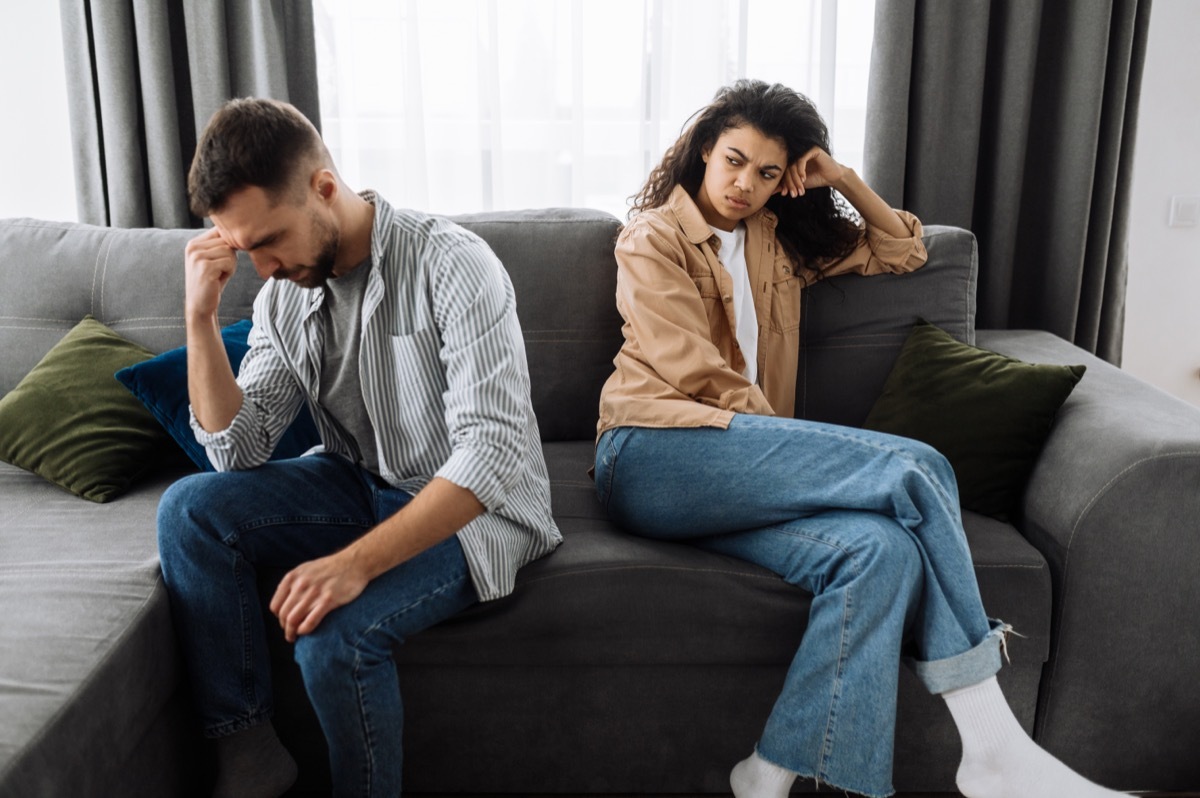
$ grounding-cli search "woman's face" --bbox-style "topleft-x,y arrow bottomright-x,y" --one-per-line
695,124 -> 788,232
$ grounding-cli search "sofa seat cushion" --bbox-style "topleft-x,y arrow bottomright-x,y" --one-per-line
392,441 -> 1053,669
0,463 -> 192,793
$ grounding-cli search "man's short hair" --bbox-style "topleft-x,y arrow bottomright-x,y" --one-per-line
188,98 -> 328,217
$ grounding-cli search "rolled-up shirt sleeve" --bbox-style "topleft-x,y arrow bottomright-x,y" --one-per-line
429,237 -> 529,511
189,296 -> 307,471
811,209 -> 928,281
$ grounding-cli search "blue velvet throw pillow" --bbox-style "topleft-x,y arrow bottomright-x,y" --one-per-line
115,319 -> 321,471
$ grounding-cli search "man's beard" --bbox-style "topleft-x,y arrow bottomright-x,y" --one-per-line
287,212 -> 340,288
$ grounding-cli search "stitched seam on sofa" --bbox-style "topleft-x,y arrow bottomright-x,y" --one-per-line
89,231 -> 110,319
1041,450 -> 1200,738
808,333 -> 908,341
0,571 -> 165,782
965,236 -> 978,343
0,563 -> 151,574
972,564 -> 1046,569
457,216 -> 618,224
1,219 -> 86,231
104,324 -> 189,332
99,232 -> 115,319
517,564 -> 786,587
95,315 -> 188,323
0,315 -> 97,324
0,324 -> 83,332
1066,451 -> 1200,552
802,341 -> 910,350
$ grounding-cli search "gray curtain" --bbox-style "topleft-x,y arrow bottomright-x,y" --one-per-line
59,0 -> 321,229
863,0 -> 1152,363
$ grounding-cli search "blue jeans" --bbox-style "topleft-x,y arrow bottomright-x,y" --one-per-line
593,414 -> 1005,798
157,453 -> 478,798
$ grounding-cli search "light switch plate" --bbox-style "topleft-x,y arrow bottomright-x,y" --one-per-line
1169,195 -> 1200,228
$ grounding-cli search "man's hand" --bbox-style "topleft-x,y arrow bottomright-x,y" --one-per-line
269,551 -> 371,643
185,227 -> 238,320
267,478 -> 486,642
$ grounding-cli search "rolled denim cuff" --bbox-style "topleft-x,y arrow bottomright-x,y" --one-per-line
905,618 -> 1008,694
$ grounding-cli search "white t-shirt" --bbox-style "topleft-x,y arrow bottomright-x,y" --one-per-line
709,223 -> 758,384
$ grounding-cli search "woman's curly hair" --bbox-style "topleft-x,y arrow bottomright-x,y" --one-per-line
630,79 -> 862,268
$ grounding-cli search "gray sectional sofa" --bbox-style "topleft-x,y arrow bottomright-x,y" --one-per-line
1,210 -> 1198,797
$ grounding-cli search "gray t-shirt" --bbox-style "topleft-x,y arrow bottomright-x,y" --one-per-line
318,257 -> 380,474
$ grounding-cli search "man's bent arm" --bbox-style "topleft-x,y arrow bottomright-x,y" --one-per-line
187,310 -> 243,432
185,227 -> 244,432
269,477 -> 484,642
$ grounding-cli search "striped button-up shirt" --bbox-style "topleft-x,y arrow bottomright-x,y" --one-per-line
191,193 -> 561,601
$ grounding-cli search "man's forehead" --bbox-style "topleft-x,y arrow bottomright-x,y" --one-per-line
210,187 -> 284,250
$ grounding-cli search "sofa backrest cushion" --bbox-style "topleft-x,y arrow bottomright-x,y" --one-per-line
1,215 -> 975,442
0,218 -> 261,398
0,210 -> 626,443
451,209 -> 625,441
796,224 -> 978,428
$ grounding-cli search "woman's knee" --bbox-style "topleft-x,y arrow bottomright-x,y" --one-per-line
852,517 -> 924,602
894,438 -> 957,492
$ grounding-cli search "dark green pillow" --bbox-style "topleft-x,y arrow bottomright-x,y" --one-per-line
0,315 -> 173,502
863,319 -> 1086,520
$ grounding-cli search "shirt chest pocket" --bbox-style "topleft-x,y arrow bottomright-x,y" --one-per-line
387,326 -> 448,410
690,273 -> 721,299
689,274 -> 729,343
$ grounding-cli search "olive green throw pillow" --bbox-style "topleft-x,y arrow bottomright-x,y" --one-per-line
0,316 -> 173,502
863,320 -> 1086,520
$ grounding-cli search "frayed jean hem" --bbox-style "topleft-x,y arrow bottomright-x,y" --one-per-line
753,743 -> 896,798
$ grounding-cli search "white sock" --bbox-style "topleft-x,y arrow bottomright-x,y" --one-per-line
943,677 -> 1127,798
730,751 -> 797,798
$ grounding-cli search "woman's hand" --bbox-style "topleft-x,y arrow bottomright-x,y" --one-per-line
776,145 -> 847,198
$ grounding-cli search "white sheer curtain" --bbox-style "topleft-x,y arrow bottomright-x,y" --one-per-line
314,0 -> 876,220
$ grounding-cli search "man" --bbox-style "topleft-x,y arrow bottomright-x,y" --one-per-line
157,98 -> 561,798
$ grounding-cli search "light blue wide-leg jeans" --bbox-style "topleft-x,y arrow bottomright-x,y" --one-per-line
157,453 -> 478,798
593,414 -> 1006,798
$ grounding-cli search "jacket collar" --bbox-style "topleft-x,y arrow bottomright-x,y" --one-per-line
665,184 -> 778,245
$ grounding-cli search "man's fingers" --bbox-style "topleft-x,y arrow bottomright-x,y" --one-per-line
297,602 -> 330,637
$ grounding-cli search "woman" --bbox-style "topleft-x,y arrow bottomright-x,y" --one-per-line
592,80 -> 1124,798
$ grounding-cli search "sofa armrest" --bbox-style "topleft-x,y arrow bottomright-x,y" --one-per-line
976,329 -> 1200,790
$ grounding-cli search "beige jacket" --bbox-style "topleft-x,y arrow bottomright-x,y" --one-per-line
597,185 -> 928,436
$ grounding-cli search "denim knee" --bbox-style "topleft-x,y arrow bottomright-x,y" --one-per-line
894,437 -> 958,496
294,621 -> 387,688
157,472 -> 225,563
853,518 -> 924,608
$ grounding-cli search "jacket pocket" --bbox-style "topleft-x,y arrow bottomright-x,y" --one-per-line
769,276 -> 801,332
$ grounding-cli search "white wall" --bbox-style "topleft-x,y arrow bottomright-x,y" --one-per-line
1123,0 -> 1200,407
0,3 -> 76,222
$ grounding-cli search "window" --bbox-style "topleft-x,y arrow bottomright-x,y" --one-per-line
0,3 -> 77,222
314,0 -> 877,219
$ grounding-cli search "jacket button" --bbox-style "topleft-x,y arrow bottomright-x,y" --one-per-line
723,295 -> 732,303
